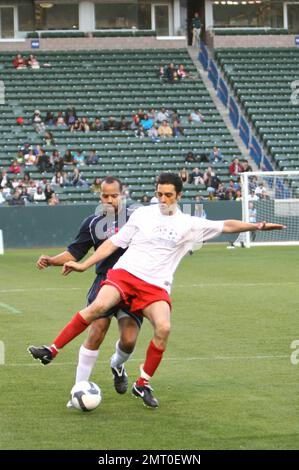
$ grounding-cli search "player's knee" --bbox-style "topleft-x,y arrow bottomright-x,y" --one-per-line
156,322 -> 171,340
120,336 -> 136,353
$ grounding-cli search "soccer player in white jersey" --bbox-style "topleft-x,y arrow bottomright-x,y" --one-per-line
29,173 -> 284,408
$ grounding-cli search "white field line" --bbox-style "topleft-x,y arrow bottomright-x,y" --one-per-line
2,354 -> 289,367
0,282 -> 298,294
0,302 -> 22,314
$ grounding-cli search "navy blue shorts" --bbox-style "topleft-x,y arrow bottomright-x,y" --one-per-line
87,273 -> 143,328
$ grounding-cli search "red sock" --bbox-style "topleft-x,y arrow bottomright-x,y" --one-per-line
137,340 -> 165,386
51,312 -> 90,353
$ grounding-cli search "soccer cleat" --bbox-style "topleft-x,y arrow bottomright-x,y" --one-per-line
111,365 -> 128,394
27,345 -> 53,365
132,381 -> 159,408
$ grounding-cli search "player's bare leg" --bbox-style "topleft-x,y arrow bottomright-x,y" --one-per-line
132,301 -> 171,408
28,285 -> 121,365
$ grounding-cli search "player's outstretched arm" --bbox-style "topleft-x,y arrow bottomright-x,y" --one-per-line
37,251 -> 76,270
223,220 -> 286,234
62,239 -> 118,276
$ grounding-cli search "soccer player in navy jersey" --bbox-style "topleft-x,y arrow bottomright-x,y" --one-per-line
33,176 -> 142,402
29,173 -> 284,408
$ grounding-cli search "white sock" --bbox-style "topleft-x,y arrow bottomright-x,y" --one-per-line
110,340 -> 132,369
75,345 -> 99,383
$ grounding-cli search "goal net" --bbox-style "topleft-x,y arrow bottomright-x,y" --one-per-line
240,171 -> 299,247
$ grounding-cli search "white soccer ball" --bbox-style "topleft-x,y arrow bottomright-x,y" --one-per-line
70,381 -> 102,411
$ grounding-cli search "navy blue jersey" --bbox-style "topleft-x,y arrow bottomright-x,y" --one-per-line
67,209 -> 128,275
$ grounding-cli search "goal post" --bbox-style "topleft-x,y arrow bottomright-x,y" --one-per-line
241,171 -> 299,247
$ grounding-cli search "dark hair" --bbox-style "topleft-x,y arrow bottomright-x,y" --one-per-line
102,176 -> 123,191
156,172 -> 183,194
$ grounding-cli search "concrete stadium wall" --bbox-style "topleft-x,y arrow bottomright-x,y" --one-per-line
0,202 -> 241,249
206,33 -> 297,49
0,37 -> 187,51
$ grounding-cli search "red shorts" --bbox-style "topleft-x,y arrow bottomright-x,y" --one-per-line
101,269 -> 172,314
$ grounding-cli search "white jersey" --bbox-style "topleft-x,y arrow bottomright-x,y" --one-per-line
110,205 -> 224,293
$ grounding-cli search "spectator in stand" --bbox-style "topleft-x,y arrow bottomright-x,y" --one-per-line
24,148 -> 37,166
86,150 -> 99,166
44,131 -> 55,146
158,120 -> 172,138
56,111 -> 67,127
242,160 -> 253,172
177,64 -> 188,80
70,119 -> 81,132
32,110 -> 45,133
65,107 -> 77,126
105,116 -> 119,131
191,12 -> 201,47
118,116 -> 130,131
91,177 -> 102,194
34,186 -> 46,202
172,120 -> 184,137
45,183 -> 54,202
178,167 -> 189,185
190,167 -> 204,185
204,166 -> 221,191
209,146 -> 223,163
9,188 -> 25,205
234,189 -> 242,201
28,54 -> 40,69
165,63 -> 176,84
51,171 -> 65,188
130,115 -> 141,131
13,54 -> 27,69
225,180 -> 237,200
63,150 -> 75,166
188,108 -> 204,124
216,182 -> 226,200
74,150 -> 85,166
141,114 -> 153,132
36,149 -> 52,173
20,187 -> 32,204
148,123 -> 160,142
45,111 -> 55,126
185,151 -> 198,163
48,192 -> 59,206
207,187 -> 217,201
80,116 -> 90,132
16,150 -> 25,165
71,168 -> 87,187
248,189 -> 259,202
156,107 -> 169,124
158,65 -> 165,81
169,108 -> 180,124
229,158 -> 244,176
141,194 -> 150,204
9,160 -> 21,175
148,108 -> 156,122
52,150 -> 64,173
91,117 -> 104,131
0,170 -> 10,189
135,125 -> 146,138
255,181 -> 268,199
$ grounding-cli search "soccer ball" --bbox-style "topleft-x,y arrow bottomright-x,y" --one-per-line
70,381 -> 102,411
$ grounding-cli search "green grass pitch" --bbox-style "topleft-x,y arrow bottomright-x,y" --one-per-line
0,245 -> 299,450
